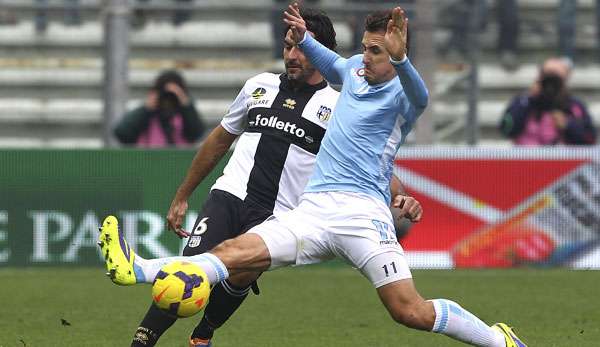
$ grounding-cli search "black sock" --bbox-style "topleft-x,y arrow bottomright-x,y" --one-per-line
131,303 -> 178,346
191,279 -> 251,340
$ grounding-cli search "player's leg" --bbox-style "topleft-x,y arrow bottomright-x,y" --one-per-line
131,303 -> 177,347
129,238 -> 268,347
359,251 -> 433,330
99,216 -> 272,345
130,190 -> 246,347
100,207 -> 304,346
379,280 -> 527,346
99,213 -> 271,282
366,252 -> 526,346
329,192 -> 525,346
189,201 -> 272,345
98,217 -> 268,286
182,211 -> 311,344
189,271 -> 261,345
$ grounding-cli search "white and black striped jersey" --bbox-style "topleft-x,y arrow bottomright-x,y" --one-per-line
212,72 -> 340,215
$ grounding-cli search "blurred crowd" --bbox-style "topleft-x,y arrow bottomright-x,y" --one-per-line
442,0 -> 600,70
500,57 -> 597,146
0,0 -> 598,147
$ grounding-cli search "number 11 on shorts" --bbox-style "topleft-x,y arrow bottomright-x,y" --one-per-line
382,262 -> 397,277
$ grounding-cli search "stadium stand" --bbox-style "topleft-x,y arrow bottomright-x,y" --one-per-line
0,0 -> 599,147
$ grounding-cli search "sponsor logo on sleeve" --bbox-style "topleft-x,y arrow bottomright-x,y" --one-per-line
251,87 -> 266,99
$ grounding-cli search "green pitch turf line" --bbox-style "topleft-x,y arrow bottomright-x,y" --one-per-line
1,267 -> 598,346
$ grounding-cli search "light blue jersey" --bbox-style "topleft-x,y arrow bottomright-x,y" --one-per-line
299,33 -> 429,205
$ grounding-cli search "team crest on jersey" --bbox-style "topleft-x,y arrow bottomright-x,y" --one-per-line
188,236 -> 202,248
283,98 -> 296,109
251,87 -> 267,100
316,105 -> 332,122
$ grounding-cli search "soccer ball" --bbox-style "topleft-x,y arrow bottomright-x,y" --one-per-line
152,261 -> 211,318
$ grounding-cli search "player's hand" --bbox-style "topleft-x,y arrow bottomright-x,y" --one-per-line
167,198 -> 190,238
384,7 -> 408,61
283,2 -> 307,44
392,195 -> 422,222
165,82 -> 190,106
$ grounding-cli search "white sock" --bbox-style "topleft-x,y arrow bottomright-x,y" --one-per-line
134,253 -> 229,285
430,299 -> 505,347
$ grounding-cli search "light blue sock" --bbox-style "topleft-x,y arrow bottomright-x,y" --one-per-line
430,299 -> 505,347
134,253 -> 229,285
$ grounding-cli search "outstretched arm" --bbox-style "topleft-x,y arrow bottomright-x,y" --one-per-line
167,125 -> 237,237
384,7 -> 428,111
283,2 -> 346,84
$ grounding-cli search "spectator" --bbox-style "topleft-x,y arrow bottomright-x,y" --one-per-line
499,57 -> 597,145
496,0 -> 520,70
558,0 -> 600,63
35,0 -> 81,34
441,1 -> 519,70
114,70 -> 206,148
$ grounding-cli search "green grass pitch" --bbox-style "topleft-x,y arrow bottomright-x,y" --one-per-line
1,266 -> 599,346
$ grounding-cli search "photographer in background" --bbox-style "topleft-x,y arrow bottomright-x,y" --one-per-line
499,57 -> 597,145
114,70 -> 206,148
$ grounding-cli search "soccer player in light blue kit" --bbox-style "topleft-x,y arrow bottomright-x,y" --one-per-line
99,3 -> 526,346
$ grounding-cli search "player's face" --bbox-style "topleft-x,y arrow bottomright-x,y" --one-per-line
361,31 -> 396,85
284,29 -> 317,83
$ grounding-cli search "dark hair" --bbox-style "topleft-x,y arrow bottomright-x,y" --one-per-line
285,7 -> 337,51
365,10 -> 411,55
365,10 -> 392,33
153,69 -> 188,93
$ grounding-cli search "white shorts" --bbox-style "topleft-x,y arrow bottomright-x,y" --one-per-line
247,191 -> 412,288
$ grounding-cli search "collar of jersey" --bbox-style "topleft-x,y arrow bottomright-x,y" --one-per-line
279,74 -> 328,93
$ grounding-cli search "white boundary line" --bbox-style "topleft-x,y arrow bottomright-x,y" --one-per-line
395,166 -> 502,223
395,146 -> 600,160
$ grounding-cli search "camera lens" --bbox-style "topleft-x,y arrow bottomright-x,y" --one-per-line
540,74 -> 563,98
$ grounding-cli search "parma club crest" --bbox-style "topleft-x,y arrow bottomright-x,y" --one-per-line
317,105 -> 332,122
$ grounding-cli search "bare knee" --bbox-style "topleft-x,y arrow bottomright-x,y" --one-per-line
389,300 -> 435,331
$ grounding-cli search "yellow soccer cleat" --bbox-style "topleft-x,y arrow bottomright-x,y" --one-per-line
98,215 -> 139,285
493,323 -> 527,347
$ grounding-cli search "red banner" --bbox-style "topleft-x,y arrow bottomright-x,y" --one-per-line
394,148 -> 600,269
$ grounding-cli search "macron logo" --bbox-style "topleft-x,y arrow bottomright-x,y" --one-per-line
254,114 -> 306,138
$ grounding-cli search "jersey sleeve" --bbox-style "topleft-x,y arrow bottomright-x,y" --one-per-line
392,57 -> 429,115
220,82 -> 250,135
298,32 -> 347,85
